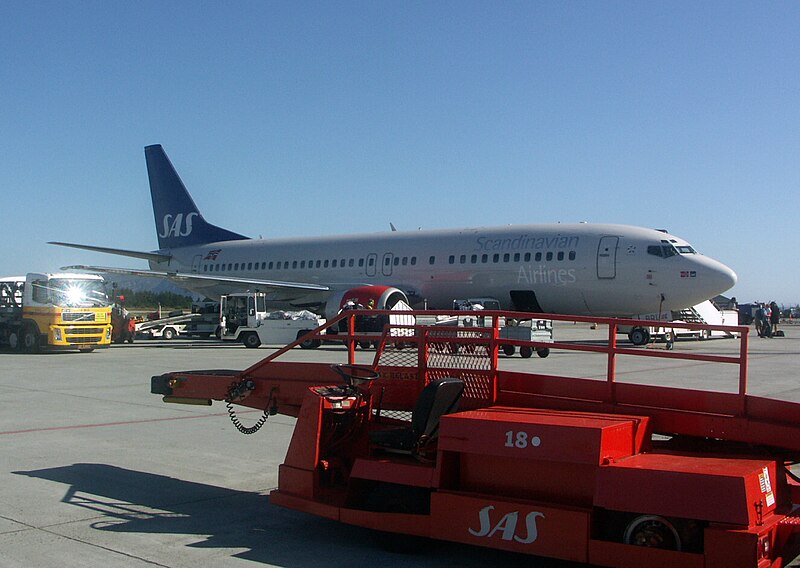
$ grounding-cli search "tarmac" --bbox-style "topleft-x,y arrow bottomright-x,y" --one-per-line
1,322 -> 799,568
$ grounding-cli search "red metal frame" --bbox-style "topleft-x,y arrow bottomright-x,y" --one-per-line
151,310 -> 800,567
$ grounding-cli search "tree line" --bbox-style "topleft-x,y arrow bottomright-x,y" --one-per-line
112,288 -> 193,310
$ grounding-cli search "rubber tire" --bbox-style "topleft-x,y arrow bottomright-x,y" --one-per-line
520,346 -> 533,358
242,332 -> 261,348
162,328 -> 175,340
623,515 -> 681,551
537,348 -> 550,358
629,327 -> 650,346
502,345 -> 515,356
22,326 -> 40,353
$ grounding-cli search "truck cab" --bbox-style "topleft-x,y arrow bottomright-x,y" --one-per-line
0,273 -> 112,352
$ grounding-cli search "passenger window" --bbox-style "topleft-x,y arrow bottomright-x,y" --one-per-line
546,252 -> 553,261
394,257 -> 400,266
402,257 -> 408,266
503,253 -> 510,262
482,254 -> 488,263
368,258 -> 375,267
535,253 -> 542,262
514,253 -> 520,262
359,258 -> 364,267
471,254 -> 478,264
324,260 -> 329,268
449,255 -> 455,264
332,260 -> 338,268
411,257 -> 417,266
524,253 -> 531,262
493,254 -> 499,263
349,259 -> 354,267
569,251 -> 576,260
460,255 -> 466,264
292,261 -> 298,269
429,256 -> 435,265
557,252 -> 564,261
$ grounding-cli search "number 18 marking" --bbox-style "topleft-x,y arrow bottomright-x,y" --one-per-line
505,430 -> 541,449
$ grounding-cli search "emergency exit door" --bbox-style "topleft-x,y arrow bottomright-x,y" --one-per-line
597,236 -> 618,279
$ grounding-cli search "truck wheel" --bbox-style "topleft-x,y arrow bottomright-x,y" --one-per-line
623,515 -> 681,551
537,348 -> 550,358
242,332 -> 261,348
8,332 -> 20,351
520,346 -> 533,358
297,331 -> 320,349
162,328 -> 176,340
628,327 -> 650,346
502,345 -> 515,356
22,326 -> 40,353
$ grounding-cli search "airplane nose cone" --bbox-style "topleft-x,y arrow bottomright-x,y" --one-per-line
698,256 -> 737,296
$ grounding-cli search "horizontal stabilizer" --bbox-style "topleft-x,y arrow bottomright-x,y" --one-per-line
49,242 -> 171,263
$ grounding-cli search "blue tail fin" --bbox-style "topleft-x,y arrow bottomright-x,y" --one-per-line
145,145 -> 249,249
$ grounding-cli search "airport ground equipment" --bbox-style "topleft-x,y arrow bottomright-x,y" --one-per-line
220,291 -> 324,349
451,298 -> 553,357
622,300 -> 739,346
135,311 -> 197,340
0,273 -> 112,352
151,310 -> 800,567
110,304 -> 135,343
183,300 -> 221,338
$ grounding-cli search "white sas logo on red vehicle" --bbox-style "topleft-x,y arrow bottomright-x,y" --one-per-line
468,505 -> 545,544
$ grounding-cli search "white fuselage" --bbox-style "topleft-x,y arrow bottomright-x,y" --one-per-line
149,223 -> 736,318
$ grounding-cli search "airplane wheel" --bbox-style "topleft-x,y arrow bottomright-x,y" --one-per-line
242,332 -> 261,348
502,345 -> 515,356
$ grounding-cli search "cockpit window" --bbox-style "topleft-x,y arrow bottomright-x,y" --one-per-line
647,245 -> 677,258
647,242 -> 697,257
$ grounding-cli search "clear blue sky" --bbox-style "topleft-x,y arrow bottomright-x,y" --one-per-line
2,2 -> 798,305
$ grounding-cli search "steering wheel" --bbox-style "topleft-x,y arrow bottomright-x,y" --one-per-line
330,364 -> 380,388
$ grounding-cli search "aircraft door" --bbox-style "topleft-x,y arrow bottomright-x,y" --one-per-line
191,255 -> 202,273
381,253 -> 394,277
366,253 -> 377,277
597,236 -> 618,279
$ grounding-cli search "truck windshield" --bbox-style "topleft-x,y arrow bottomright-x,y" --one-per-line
44,279 -> 110,307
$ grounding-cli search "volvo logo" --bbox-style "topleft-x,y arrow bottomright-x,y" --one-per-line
160,212 -> 198,238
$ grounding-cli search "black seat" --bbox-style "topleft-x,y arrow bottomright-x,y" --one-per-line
369,377 -> 464,454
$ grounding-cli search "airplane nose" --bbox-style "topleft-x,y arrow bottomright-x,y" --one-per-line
699,257 -> 737,296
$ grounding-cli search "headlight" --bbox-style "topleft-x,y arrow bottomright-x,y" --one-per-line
106,327 -> 112,340
54,328 -> 63,342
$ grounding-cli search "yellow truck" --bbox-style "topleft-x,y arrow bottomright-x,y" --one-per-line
0,273 -> 112,352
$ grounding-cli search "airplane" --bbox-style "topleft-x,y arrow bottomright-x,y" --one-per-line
52,144 -> 737,321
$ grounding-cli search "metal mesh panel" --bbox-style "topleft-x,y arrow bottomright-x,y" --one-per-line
373,324 -> 495,406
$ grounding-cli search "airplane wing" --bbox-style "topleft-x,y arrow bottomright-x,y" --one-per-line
61,265 -> 330,295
